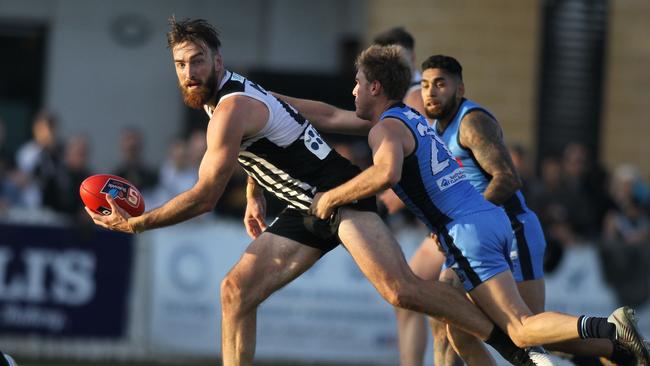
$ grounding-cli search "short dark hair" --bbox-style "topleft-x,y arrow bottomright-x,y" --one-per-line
167,16 -> 221,52
372,27 -> 415,50
421,55 -> 463,81
356,45 -> 411,101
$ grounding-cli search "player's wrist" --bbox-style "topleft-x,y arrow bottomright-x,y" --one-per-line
128,216 -> 146,233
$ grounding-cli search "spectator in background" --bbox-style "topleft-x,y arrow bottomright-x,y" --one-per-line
39,134 -> 91,216
113,127 -> 158,193
16,110 -> 61,175
601,164 -> 650,307
186,129 -> 207,169
509,143 -> 534,199
0,117 -> 16,211
562,142 -> 611,240
149,137 -> 197,208
15,110 -> 63,208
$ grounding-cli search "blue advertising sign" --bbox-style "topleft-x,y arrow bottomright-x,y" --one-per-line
0,223 -> 133,338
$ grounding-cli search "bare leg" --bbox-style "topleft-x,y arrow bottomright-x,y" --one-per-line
440,269 -> 496,366
220,233 -> 323,366
468,270 -> 582,347
517,279 -> 616,358
395,236 -> 444,366
336,209 -> 496,340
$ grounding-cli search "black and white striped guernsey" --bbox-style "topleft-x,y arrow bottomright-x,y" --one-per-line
204,70 -> 362,212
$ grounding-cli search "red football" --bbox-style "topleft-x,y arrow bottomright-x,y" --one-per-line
80,174 -> 145,216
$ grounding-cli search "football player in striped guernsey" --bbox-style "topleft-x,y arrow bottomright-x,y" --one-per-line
85,17 -> 541,366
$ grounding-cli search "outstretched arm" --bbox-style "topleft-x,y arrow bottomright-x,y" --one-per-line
272,92 -> 373,135
86,97 -> 260,233
309,119 -> 406,219
458,110 -> 521,204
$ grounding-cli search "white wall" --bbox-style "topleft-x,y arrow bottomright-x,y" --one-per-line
0,0 -> 364,172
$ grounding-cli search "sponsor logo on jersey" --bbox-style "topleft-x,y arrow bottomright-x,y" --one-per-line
100,179 -> 140,207
436,168 -> 466,191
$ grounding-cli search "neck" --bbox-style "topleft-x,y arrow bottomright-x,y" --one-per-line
206,69 -> 227,108
372,98 -> 401,122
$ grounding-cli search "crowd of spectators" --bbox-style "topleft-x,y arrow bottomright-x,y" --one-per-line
2,111 -> 649,306
509,142 -> 650,306
0,111 -> 249,224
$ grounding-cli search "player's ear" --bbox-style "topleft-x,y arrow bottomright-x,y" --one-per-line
370,80 -> 382,96
458,81 -> 465,99
213,51 -> 223,71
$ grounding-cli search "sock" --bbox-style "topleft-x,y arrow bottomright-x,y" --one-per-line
610,340 -> 635,365
577,315 -> 616,340
485,326 -> 531,365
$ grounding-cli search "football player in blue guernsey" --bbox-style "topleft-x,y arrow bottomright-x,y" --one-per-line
85,17 -> 548,366
278,45 -> 649,365
418,55 -> 641,365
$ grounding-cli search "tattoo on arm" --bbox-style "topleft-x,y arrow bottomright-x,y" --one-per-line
459,111 -> 522,205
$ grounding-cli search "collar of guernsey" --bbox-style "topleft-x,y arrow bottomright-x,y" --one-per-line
203,70 -> 233,117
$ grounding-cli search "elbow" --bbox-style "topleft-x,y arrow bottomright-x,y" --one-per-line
192,185 -> 220,214
198,200 -> 216,214
385,169 -> 402,187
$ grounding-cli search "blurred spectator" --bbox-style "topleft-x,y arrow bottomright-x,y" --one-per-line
16,110 -> 61,175
14,110 -> 64,208
600,164 -> 650,306
187,129 -> 207,169
561,142 -> 612,238
509,143 -> 533,199
527,155 -> 572,271
149,137 -> 197,208
113,127 -> 158,193
40,134 -> 92,216
0,117 -> 16,211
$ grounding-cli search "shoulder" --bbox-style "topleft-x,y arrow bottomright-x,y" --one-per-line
459,109 -> 502,139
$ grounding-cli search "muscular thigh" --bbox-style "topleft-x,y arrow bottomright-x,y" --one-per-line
516,279 -> 545,314
226,232 -> 323,299
409,235 -> 445,281
336,208 -> 413,283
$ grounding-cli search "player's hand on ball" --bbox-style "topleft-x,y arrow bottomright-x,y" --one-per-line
85,194 -> 136,233
309,192 -> 334,220
244,195 -> 267,239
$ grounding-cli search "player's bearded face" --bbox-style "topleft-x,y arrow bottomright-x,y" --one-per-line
180,66 -> 217,110
424,90 -> 459,121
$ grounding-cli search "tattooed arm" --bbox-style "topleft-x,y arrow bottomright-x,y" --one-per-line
458,110 -> 522,204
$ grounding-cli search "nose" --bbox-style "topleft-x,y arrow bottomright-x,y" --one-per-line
352,84 -> 358,97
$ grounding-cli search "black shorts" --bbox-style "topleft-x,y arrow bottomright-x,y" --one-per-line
266,197 -> 377,253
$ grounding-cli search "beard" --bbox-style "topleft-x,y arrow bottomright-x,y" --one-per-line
179,69 -> 217,110
425,91 -> 459,121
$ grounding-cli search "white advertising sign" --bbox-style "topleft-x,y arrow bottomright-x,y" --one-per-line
148,220 -> 403,364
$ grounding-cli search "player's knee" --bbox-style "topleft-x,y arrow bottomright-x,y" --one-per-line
507,323 -> 536,348
220,274 -> 253,313
381,282 -> 418,310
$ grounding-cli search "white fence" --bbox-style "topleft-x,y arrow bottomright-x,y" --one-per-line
1,216 -> 649,365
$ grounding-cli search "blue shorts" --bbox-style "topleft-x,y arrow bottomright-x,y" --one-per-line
508,209 -> 546,282
439,207 -> 514,292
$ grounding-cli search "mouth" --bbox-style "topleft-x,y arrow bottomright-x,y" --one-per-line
185,81 -> 201,89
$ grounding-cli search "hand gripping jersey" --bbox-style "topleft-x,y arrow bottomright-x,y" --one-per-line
204,70 -> 362,212
432,98 -> 546,281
